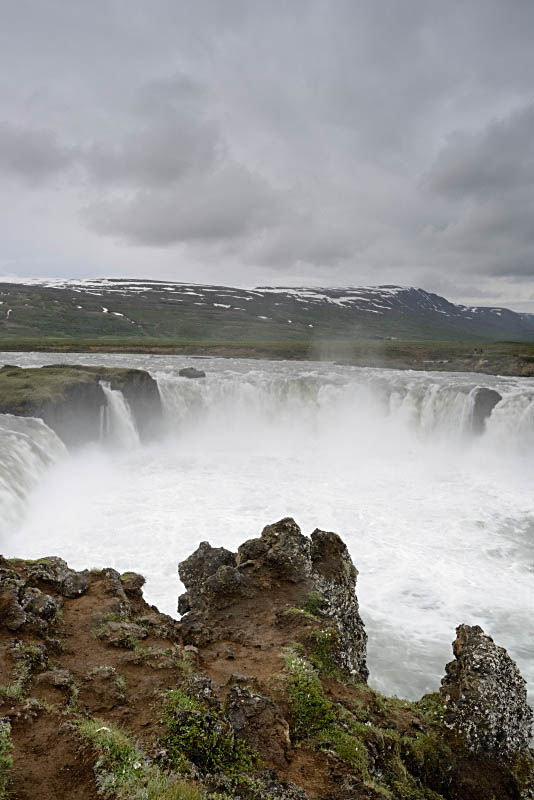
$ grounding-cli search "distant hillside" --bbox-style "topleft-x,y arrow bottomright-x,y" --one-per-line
1,278 -> 534,343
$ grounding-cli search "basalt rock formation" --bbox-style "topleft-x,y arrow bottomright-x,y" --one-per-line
1,522 -> 533,800
0,364 -> 162,445
471,387 -> 502,434
178,517 -> 368,682
440,624 -> 533,757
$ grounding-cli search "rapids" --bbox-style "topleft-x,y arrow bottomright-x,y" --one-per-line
1,351 -> 533,701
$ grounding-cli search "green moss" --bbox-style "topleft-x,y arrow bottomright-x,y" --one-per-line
0,642 -> 45,700
0,719 -> 13,799
283,649 -> 335,739
282,607 -> 319,622
303,591 -> 324,616
160,691 -> 257,781
306,627 -> 340,677
77,718 -> 204,799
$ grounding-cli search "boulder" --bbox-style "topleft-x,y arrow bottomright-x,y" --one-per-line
226,685 -> 292,766
440,624 -> 533,757
28,557 -> 88,598
179,367 -> 206,379
472,387 -> 501,434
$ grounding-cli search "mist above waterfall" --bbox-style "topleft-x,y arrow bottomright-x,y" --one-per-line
1,351 -> 534,701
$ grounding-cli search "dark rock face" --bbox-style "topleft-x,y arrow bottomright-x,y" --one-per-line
0,364 -> 162,446
472,387 -> 501,434
27,557 -> 89,598
178,518 -> 368,681
226,685 -> 292,766
178,367 -> 206,379
440,624 -> 533,757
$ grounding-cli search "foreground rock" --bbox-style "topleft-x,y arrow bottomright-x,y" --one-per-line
440,624 -> 533,757
1,522 -> 533,800
0,364 -> 162,445
178,517 -> 368,681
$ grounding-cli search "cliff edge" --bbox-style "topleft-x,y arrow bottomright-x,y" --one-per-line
1,519 -> 532,800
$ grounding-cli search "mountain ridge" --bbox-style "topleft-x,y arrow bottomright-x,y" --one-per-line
1,278 -> 534,342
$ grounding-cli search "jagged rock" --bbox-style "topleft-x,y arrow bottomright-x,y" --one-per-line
119,572 -> 146,598
440,624 -> 533,757
472,387 -> 501,434
178,542 -> 236,614
256,769 -> 310,799
27,557 -> 88,598
98,621 -> 147,648
310,528 -> 368,680
21,587 -> 61,621
178,518 -> 368,681
0,587 -> 26,630
226,685 -> 292,766
178,367 -> 206,379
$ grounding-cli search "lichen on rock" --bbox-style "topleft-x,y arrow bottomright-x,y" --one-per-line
440,623 -> 533,757
178,517 -> 368,681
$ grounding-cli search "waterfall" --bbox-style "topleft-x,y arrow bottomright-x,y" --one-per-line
100,382 -> 140,449
0,414 -> 67,530
155,368 -> 525,442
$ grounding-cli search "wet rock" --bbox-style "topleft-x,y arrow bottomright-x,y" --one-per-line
472,387 -> 501,434
27,557 -> 88,598
226,686 -> 292,766
178,367 -> 206,379
440,624 -> 533,757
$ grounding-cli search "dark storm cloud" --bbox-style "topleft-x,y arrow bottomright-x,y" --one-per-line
1,0 -> 534,307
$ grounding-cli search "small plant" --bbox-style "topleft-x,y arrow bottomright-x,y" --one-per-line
0,718 -> 13,798
161,690 -> 256,780
0,642 -> 45,700
283,649 -> 334,739
303,591 -> 324,616
77,718 -> 204,799
306,627 -> 340,677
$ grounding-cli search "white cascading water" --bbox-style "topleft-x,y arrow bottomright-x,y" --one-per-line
99,381 -> 141,449
0,413 -> 67,532
1,351 -> 534,703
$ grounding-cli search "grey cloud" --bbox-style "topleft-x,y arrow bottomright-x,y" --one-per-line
425,103 -> 534,198
1,0 -> 534,308
87,162 -> 285,245
0,121 -> 76,181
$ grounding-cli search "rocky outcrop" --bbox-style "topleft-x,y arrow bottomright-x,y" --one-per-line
2,530 -> 533,800
472,387 -> 501,434
178,517 -> 368,681
0,364 -> 162,446
440,624 -> 533,757
178,366 -> 206,379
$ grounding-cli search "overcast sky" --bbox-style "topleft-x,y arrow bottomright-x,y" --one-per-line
1,1 -> 533,310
